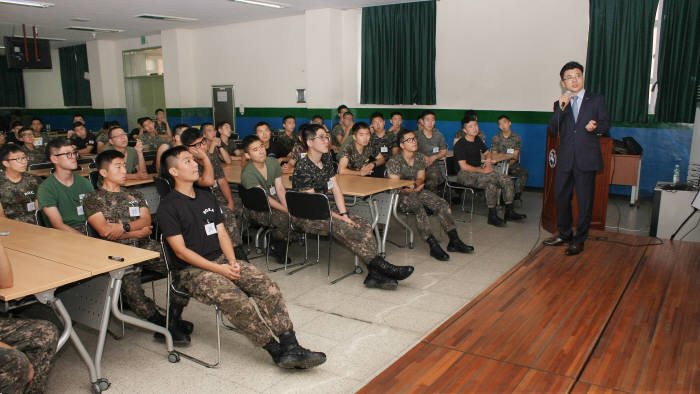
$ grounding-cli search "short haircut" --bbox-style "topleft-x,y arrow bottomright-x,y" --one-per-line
0,144 -> 24,165
497,114 -> 511,122
282,115 -> 295,123
461,114 -> 478,127
108,125 -> 124,138
173,124 -> 189,136
370,112 -> 384,122
463,109 -> 478,120
311,115 -> 323,122
102,121 -> 111,130
421,109 -> 436,119
155,108 -> 164,114
138,117 -> 153,126
73,113 -> 84,119
342,111 -> 354,119
200,122 -> 214,130
254,121 -> 270,132
72,121 -> 85,129
560,61 -> 584,80
397,129 -> 414,145
108,120 -> 121,128
11,121 -> 23,128
337,104 -> 348,113
180,127 -> 203,146
300,124 -> 325,150
241,135 -> 261,153
390,111 -> 402,118
96,149 -> 124,170
160,145 -> 189,181
216,121 -> 230,130
31,117 -> 42,123
47,137 -> 73,156
19,127 -> 33,136
351,121 -> 370,134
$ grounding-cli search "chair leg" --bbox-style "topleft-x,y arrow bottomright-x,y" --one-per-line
287,233 -> 319,276
330,255 -> 363,284
173,307 -> 221,368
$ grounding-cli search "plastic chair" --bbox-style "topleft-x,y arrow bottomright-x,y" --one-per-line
238,186 -> 278,271
34,209 -> 47,227
28,162 -> 53,171
89,170 -> 100,190
443,156 -> 475,222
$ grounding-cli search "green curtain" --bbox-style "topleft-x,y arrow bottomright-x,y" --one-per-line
585,0 -> 659,123
361,0 -> 436,105
0,56 -> 25,107
655,0 -> 700,123
59,44 -> 92,106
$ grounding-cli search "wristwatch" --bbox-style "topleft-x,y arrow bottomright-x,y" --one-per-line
122,222 -> 130,233
339,212 -> 348,216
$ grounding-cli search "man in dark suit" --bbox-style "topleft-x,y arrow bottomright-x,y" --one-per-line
543,61 -> 610,255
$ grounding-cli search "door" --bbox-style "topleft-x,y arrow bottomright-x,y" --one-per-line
124,75 -> 165,131
212,85 -> 236,133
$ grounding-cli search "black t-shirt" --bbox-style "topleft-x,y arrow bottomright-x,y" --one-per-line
157,188 -> 224,270
268,140 -> 290,159
454,137 -> 487,168
71,132 -> 97,151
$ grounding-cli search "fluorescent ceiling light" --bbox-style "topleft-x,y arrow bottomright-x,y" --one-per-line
136,14 -> 197,22
233,0 -> 284,9
66,26 -> 124,33
0,0 -> 53,8
12,35 -> 65,41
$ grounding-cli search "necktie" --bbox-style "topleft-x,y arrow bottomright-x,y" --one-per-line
571,95 -> 579,123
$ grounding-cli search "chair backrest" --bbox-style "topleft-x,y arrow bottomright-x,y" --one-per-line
88,170 -> 100,189
285,190 -> 332,221
35,209 -> 47,227
159,234 -> 192,298
85,220 -> 99,237
445,156 -> 460,177
495,161 -> 509,175
239,186 -> 271,214
154,176 -> 172,199
77,157 -> 94,167
28,162 -> 53,171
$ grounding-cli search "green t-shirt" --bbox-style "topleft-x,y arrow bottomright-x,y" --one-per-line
240,157 -> 283,198
38,173 -> 94,229
103,146 -> 139,173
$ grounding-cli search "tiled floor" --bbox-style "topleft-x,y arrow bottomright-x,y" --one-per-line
45,191 -> 652,393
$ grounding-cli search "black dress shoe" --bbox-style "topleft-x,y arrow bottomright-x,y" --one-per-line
565,242 -> 584,256
543,236 -> 571,246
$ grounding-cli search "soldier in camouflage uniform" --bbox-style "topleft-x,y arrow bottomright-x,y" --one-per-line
454,115 -> 526,227
0,241 -> 59,394
18,127 -> 47,165
370,112 -> 399,161
154,109 -> 172,139
276,115 -> 297,155
180,128 -> 247,260
292,124 -> 414,290
389,129 -> 474,261
0,145 -> 42,224
137,118 -> 166,152
491,115 -> 528,199
415,111 -> 448,195
338,122 -> 385,178
158,145 -> 326,369
84,149 -> 192,344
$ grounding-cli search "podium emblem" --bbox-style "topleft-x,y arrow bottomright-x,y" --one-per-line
548,149 -> 557,168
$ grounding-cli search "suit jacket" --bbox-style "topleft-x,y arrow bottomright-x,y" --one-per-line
548,91 -> 610,172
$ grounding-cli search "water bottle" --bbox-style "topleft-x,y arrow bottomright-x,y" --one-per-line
673,164 -> 680,184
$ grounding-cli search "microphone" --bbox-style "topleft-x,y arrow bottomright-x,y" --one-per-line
559,91 -> 572,110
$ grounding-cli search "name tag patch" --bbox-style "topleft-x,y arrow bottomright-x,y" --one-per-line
327,180 -> 334,190
129,206 -> 140,217
269,186 -> 276,196
204,222 -> 217,236
27,201 -> 36,212
380,146 -> 388,153
34,137 -> 43,146
507,148 -> 515,154
432,146 -> 439,153
77,206 -> 84,216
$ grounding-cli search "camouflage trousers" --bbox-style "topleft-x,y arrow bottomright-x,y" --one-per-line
508,163 -> 529,194
0,318 -> 58,394
121,238 -> 188,320
245,208 -> 291,242
215,192 -> 245,246
178,254 -> 293,347
424,164 -> 445,195
457,170 -> 514,208
398,190 -> 456,241
294,213 -> 377,263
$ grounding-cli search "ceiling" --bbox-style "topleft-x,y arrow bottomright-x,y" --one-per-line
0,0 -> 422,47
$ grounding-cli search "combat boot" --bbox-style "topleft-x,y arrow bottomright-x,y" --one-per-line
268,239 -> 291,264
155,304 -> 191,346
427,235 -> 450,261
446,229 -> 474,253
270,331 -> 326,369
367,256 -> 414,280
363,268 -> 398,290
487,208 -> 505,227
234,245 -> 249,262
504,204 -> 526,221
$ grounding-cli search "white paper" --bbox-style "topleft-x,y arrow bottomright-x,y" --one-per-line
217,91 -> 228,103
27,202 -> 36,212
205,222 -> 217,236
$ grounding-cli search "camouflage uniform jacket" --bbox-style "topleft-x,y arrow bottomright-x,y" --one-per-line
490,131 -> 522,155
197,153 -> 227,201
339,142 -> 379,171
292,154 -> 335,193
139,132 -> 165,151
96,132 -> 110,145
83,188 -> 149,246
0,173 -> 41,224
21,145 -> 47,165
370,131 -> 397,161
386,152 -> 427,181
276,133 -> 295,153
289,141 -> 307,164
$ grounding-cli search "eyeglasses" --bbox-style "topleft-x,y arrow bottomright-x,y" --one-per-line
401,137 -> 417,143
563,74 -> 583,81
188,140 -> 206,148
311,135 -> 330,142
54,151 -> 79,159
7,156 -> 28,163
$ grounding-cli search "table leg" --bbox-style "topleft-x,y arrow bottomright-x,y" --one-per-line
366,195 -> 382,254
391,191 -> 414,248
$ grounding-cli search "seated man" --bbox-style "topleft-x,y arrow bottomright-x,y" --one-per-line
492,115 -> 528,201
7,121 -> 23,145
158,145 -> 326,369
19,127 -> 46,165
415,110 -> 447,194
0,145 -> 41,224
0,240 -> 60,394
282,124 -> 310,175
38,138 -> 94,233
454,115 -> 526,227
104,126 -> 149,180
240,135 -> 291,264
68,121 -> 97,156
84,150 -> 192,344
253,121 -> 293,171
96,121 -> 118,153
155,123 -> 188,174
338,122 -> 385,178
202,122 -> 231,164
370,112 -> 399,161
137,117 -> 166,152
180,128 -> 247,261
274,115 -> 296,158
30,118 -> 49,145
388,130 -> 474,261
334,112 -> 356,159
154,108 -> 172,139
454,110 -> 485,145
217,121 -> 240,157
330,104 -> 349,151
387,111 -> 409,135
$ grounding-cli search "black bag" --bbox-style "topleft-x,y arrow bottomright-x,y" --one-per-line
622,137 -> 643,155
612,139 -> 628,154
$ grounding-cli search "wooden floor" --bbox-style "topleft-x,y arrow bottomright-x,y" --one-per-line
358,231 -> 699,393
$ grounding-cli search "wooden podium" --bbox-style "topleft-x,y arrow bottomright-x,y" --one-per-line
542,134 -> 613,234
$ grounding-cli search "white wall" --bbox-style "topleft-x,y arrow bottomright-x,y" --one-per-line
22,48 -> 66,108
